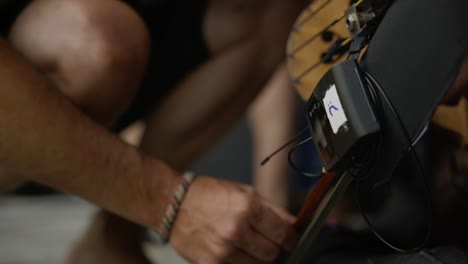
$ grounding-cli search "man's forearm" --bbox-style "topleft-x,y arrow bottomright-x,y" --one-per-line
0,40 -> 179,229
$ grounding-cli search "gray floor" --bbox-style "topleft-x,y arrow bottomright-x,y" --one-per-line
0,196 -> 187,264
0,120 -> 252,264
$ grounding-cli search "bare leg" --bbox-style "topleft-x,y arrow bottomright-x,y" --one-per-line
141,0 -> 308,170
5,0 -> 152,263
248,64 -> 297,208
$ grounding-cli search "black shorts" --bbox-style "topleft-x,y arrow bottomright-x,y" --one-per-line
0,0 -> 210,131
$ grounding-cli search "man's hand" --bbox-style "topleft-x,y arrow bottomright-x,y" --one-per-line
170,177 -> 298,264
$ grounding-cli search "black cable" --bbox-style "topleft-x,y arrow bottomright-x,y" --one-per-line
260,127 -> 309,166
287,136 -> 323,178
353,71 -> 433,253
260,124 -> 323,177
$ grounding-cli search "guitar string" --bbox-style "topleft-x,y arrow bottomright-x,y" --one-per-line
292,37 -> 352,84
293,0 -> 335,32
290,15 -> 345,55
291,0 -> 365,55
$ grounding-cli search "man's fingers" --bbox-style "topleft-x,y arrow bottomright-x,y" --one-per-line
206,232 -> 264,264
249,200 -> 299,252
265,201 -> 296,224
234,226 -> 281,262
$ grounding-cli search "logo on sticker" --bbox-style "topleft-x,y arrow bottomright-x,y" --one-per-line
327,102 -> 339,117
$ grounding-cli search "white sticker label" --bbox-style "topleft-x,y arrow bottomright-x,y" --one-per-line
323,84 -> 348,134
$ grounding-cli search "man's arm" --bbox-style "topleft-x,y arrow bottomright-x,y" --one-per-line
0,39 -> 298,263
0,39 -> 180,228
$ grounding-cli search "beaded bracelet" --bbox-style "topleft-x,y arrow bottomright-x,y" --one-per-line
158,171 -> 195,243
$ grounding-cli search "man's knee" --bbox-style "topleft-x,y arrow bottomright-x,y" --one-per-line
8,0 -> 150,125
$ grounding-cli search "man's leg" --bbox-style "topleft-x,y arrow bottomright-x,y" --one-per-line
8,0 -> 149,125
141,0 -> 308,170
248,64 -> 297,209
3,0 -> 151,263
